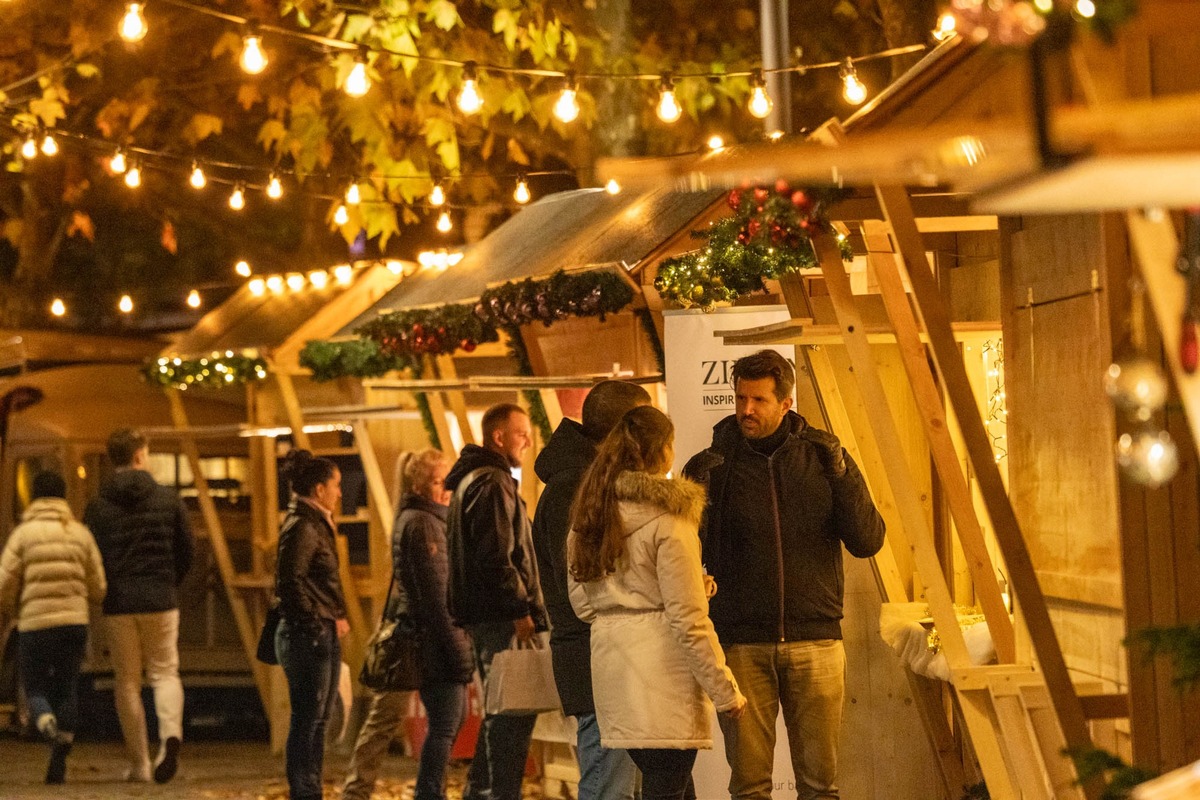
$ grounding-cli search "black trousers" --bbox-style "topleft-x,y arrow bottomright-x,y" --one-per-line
628,748 -> 698,800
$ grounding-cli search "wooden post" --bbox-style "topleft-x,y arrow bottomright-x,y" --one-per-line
273,369 -> 312,452
353,416 -> 394,596
436,355 -> 476,447
872,184 -> 1098,799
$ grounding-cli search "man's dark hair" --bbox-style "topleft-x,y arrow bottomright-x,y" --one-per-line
731,350 -> 795,402
481,403 -> 526,444
107,428 -> 149,467
32,470 -> 67,500
581,381 -> 652,442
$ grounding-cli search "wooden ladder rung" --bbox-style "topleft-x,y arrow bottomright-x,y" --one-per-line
228,574 -> 275,589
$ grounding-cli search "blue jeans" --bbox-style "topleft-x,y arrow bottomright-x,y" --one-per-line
576,712 -> 638,800
20,625 -> 87,736
277,619 -> 341,800
416,682 -> 468,800
464,621 -> 537,800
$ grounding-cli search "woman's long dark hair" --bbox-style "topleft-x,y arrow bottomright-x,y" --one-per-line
281,449 -> 337,498
568,406 -> 674,583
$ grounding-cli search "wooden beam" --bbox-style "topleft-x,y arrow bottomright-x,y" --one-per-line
861,220 -> 1015,663
352,416 -> 394,593
272,368 -> 312,452
873,184 -> 1098,798
435,355 -> 476,447
716,319 -> 1001,347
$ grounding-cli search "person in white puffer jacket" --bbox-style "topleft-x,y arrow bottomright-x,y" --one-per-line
568,406 -> 747,800
0,471 -> 106,784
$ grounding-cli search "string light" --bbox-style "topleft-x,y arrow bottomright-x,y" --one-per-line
189,162 -> 207,189
235,260 -> 252,277
118,294 -> 134,314
933,12 -> 958,41
266,275 -> 284,294
110,149 -> 127,174
334,204 -> 349,225
124,162 -> 142,188
266,173 -> 283,199
656,75 -> 682,123
747,70 -> 773,119
333,264 -> 354,285
229,183 -> 246,210
20,135 -> 37,159
240,24 -> 268,74
605,178 -> 621,195
840,58 -> 868,105
1075,0 -> 1097,18
308,270 -> 329,289
386,260 -> 404,274
187,289 -> 202,308
50,298 -> 66,317
436,210 -> 452,232
40,133 -> 59,156
707,135 -> 725,151
344,49 -> 371,97
248,277 -> 266,296
513,176 -> 531,205
345,181 -> 361,205
120,3 -> 148,43
286,272 -> 306,292
457,62 -> 483,115
553,72 -> 580,124
429,183 -> 446,207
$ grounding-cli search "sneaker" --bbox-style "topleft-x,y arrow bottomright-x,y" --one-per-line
153,736 -> 180,784
45,740 -> 71,784
34,713 -> 58,743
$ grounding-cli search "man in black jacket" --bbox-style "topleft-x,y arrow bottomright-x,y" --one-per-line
84,428 -> 193,784
684,350 -> 885,800
446,403 -> 548,800
532,381 -> 650,800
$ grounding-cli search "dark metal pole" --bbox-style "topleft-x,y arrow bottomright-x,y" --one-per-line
761,0 -> 793,134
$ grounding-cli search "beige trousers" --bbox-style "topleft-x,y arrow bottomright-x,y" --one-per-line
105,610 -> 184,773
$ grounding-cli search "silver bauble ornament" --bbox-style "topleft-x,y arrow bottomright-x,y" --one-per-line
1116,429 -> 1179,487
1105,357 -> 1169,421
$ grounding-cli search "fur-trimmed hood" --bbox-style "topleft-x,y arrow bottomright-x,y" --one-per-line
614,471 -> 706,529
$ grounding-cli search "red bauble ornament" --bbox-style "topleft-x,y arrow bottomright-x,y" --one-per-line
791,190 -> 808,208
775,179 -> 789,193
412,323 -> 424,335
728,190 -> 743,209
462,340 -> 477,353
747,219 -> 762,237
753,187 -> 769,202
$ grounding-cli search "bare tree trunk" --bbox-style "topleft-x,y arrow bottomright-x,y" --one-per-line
875,0 -> 938,77
593,0 -> 638,162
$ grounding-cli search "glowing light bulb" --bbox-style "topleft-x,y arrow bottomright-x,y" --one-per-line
605,178 -> 621,195
124,163 -> 141,188
840,59 -> 868,105
248,278 -> 266,296
40,133 -> 59,156
656,76 -> 682,123
1075,0 -> 1096,17
553,73 -> 580,123
235,260 -> 252,277
513,177 -> 531,205
110,150 -> 127,174
334,204 -> 349,226
1034,0 -> 1053,10
118,294 -> 134,314
266,173 -> 283,199
457,62 -> 483,115
344,52 -> 371,97
429,183 -> 446,207
747,70 -> 772,119
334,264 -> 353,284
707,135 -> 725,151
50,298 -> 66,317
229,184 -> 245,210
933,12 -> 957,41
189,162 -> 206,189
120,3 -> 148,43
345,182 -> 361,205
240,30 -> 268,75
386,260 -> 404,274
21,136 -> 37,159
186,289 -> 201,308
266,275 -> 284,294
308,270 -> 329,289
286,273 -> 305,292
436,211 -> 452,232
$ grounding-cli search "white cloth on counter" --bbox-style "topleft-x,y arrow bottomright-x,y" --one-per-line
879,602 -> 996,681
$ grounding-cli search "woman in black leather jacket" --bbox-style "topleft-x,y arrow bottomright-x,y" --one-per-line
342,448 -> 475,800
275,449 -> 349,800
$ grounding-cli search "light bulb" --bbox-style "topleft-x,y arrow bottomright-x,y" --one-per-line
605,178 -> 621,195
334,264 -> 353,284
308,270 -> 329,289
457,62 -> 483,115
429,183 -> 445,207
240,31 -> 268,75
345,182 -> 361,205
334,204 -> 349,226
1075,0 -> 1096,18
266,275 -> 284,294
50,298 -> 66,317
229,184 -> 245,210
553,74 -> 580,123
707,135 -> 725,151
120,3 -> 148,43
840,59 -> 867,105
110,150 -> 127,174
747,70 -> 772,119
189,162 -> 206,189
656,76 -> 682,123
40,133 -> 59,156
344,52 -> 371,97
513,178 -> 531,205
436,211 -> 452,232
118,294 -> 134,314
266,173 -> 283,199
933,12 -> 957,41
248,278 -> 266,296
386,260 -> 404,274
235,260 -> 252,277
186,289 -> 201,308
286,273 -> 305,292
21,136 -> 37,159
124,163 -> 141,188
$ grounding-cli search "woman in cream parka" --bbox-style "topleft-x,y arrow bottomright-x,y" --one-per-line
568,406 -> 745,800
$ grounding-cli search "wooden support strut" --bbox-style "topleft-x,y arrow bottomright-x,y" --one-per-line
872,184 -> 1100,799
861,219 -> 1016,663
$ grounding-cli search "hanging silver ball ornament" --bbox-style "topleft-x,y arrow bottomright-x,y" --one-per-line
1116,429 -> 1179,487
1105,357 -> 1169,421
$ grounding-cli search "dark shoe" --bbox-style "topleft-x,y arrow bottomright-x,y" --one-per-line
45,740 -> 71,784
153,736 -> 180,784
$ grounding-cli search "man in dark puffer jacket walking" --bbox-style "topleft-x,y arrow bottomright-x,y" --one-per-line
85,428 -> 193,784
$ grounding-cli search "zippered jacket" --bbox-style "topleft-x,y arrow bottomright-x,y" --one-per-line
683,412 -> 885,645
276,499 -> 347,635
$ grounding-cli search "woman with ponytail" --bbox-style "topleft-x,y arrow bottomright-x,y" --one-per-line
568,406 -> 746,800
275,449 -> 349,800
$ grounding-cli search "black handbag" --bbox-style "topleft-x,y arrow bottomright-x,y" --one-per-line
359,525 -> 424,691
256,601 -> 282,665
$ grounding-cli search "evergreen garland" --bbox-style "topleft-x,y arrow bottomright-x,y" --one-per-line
1066,747 -> 1158,800
143,352 -> 268,390
1128,624 -> 1200,689
299,339 -> 415,382
655,183 -> 853,311
414,392 -> 441,451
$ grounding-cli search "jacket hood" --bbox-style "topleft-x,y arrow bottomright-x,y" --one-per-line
99,469 -> 159,507
445,444 -> 511,490
400,492 -> 448,521
614,472 -> 707,528
21,496 -> 74,524
534,419 -> 596,484
710,410 -> 807,452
